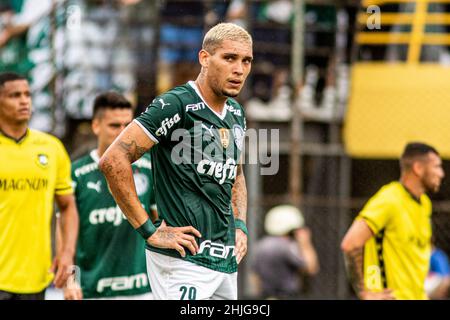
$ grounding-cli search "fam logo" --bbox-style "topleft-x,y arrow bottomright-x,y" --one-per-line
36,154 -> 49,168
186,102 -> 206,112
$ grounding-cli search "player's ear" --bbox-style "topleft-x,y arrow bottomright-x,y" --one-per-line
91,118 -> 101,136
198,49 -> 210,68
412,160 -> 425,177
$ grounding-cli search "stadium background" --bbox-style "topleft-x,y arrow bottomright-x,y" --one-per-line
2,0 -> 450,299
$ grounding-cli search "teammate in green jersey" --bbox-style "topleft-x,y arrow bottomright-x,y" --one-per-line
64,92 -> 157,300
99,23 -> 252,300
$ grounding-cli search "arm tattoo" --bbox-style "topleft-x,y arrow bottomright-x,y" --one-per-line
232,165 -> 247,221
101,156 -> 114,175
118,139 -> 147,163
344,247 -> 365,297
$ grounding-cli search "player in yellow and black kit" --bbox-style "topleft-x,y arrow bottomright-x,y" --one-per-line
0,72 -> 79,300
341,142 -> 444,300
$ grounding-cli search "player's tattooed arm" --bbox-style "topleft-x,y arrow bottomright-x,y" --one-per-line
343,247 -> 365,297
118,139 -> 148,163
232,163 -> 248,264
340,219 -> 395,300
99,122 -> 154,229
232,164 -> 247,222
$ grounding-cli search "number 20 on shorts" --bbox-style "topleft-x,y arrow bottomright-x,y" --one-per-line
179,286 -> 197,300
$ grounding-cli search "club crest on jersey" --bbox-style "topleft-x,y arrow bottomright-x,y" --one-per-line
219,128 -> 230,149
233,125 -> 245,151
36,154 -> 49,168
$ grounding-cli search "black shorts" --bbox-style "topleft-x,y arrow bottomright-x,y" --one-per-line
0,289 -> 46,300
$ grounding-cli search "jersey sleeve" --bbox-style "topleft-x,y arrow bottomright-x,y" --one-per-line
54,138 -> 74,196
356,194 -> 393,235
134,93 -> 184,145
284,242 -> 306,270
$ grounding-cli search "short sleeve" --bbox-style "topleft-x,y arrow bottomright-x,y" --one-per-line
357,196 -> 393,235
284,242 -> 306,270
54,138 -> 73,195
134,93 -> 184,144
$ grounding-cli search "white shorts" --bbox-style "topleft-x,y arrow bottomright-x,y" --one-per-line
89,292 -> 154,300
145,250 -> 237,300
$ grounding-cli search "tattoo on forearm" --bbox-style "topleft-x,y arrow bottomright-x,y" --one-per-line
101,156 -> 114,175
344,248 -> 365,296
118,139 -> 147,163
232,167 -> 247,221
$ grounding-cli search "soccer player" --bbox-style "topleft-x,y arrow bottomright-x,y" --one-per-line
0,72 -> 78,300
341,142 -> 445,300
63,92 -> 156,300
99,23 -> 252,300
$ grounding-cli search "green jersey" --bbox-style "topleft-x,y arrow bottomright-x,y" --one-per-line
135,81 -> 246,273
72,150 -> 155,298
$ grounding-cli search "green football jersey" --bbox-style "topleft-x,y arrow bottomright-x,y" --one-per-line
135,81 -> 246,273
72,150 -> 155,298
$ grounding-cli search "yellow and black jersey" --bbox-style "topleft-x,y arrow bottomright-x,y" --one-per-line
357,182 -> 432,300
0,129 -> 73,294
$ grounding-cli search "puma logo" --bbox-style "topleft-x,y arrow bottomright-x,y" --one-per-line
159,99 -> 171,109
202,124 -> 214,136
87,181 -> 102,193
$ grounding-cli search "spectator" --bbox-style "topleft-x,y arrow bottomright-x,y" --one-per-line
0,0 -> 35,74
251,205 -> 319,299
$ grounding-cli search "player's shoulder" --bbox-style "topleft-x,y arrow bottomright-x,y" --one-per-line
376,182 -> 401,197
152,84 -> 195,110
28,129 -> 64,147
366,182 -> 400,206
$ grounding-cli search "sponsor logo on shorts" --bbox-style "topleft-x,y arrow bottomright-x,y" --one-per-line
198,240 -> 235,259
97,273 -> 149,293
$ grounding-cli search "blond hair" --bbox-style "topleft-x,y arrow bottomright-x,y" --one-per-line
202,23 -> 253,54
